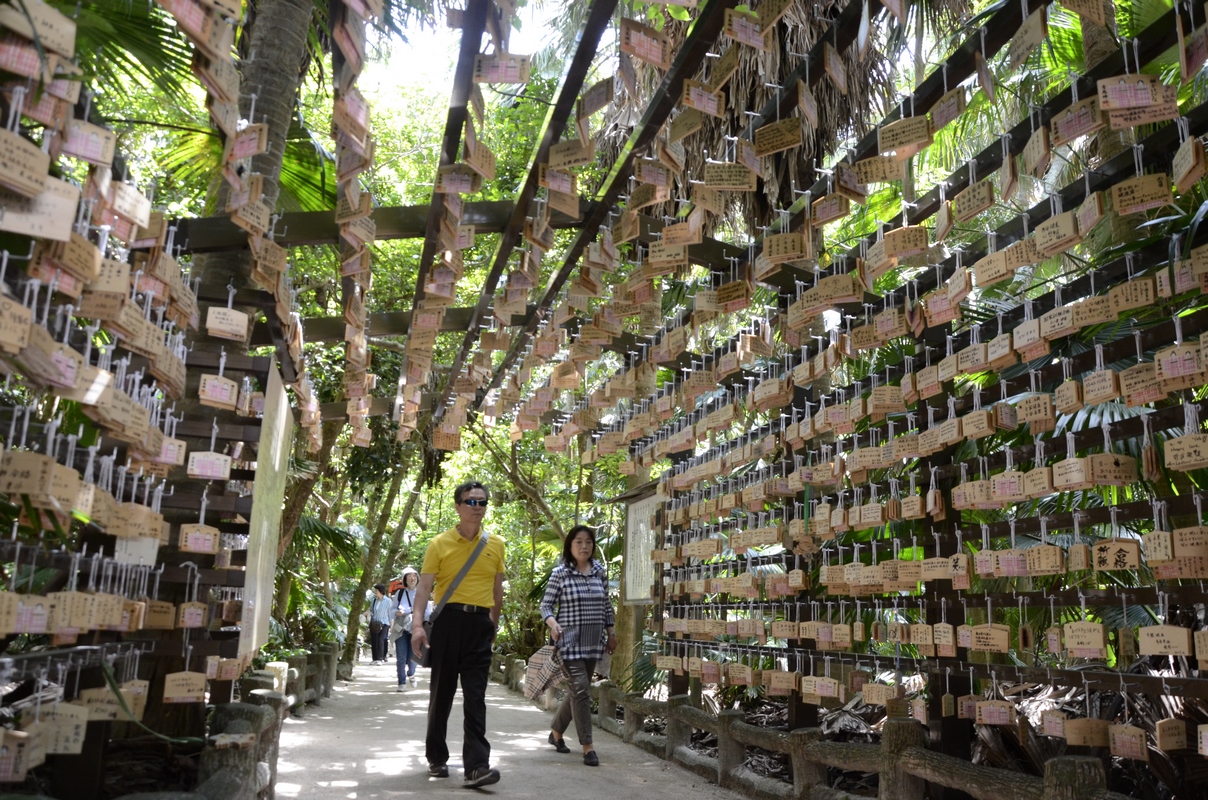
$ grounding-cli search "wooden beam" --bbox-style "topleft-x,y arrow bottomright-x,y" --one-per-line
247,305 -> 538,346
412,0 -> 490,307
480,0 -> 740,403
430,0 -> 620,423
173,201 -> 589,253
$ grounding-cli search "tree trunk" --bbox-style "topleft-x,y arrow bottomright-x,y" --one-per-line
193,0 -> 314,283
379,467 -> 425,582
274,568 -> 292,620
319,543 -> 332,604
1081,2 -> 1117,71
185,0 -> 316,425
373,468 -> 405,541
279,418 -> 344,558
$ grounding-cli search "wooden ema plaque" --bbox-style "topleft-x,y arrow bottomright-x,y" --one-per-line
798,82 -> 819,127
854,155 -> 904,184
1138,624 -> 1194,656
754,117 -> 802,157
681,80 -> 724,117
823,41 -> 846,94
472,52 -> 531,83
1174,134 -> 1206,194
708,45 -> 739,91
724,8 -> 767,50
1064,620 -> 1107,658
878,115 -> 931,160
1052,96 -> 1104,146
931,87 -> 966,133
1065,718 -> 1110,747
548,137 -> 594,170
669,108 -> 703,143
1007,7 -> 1047,71
620,18 -> 670,70
952,179 -> 994,223
0,128 -> 49,198
702,162 -> 756,191
1111,173 -> 1170,215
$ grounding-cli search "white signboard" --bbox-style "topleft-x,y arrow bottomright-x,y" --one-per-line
240,360 -> 295,656
623,493 -> 660,605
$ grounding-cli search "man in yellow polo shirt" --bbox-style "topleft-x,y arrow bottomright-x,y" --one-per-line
410,481 -> 506,788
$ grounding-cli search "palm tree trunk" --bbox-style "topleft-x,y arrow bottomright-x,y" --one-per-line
193,0 -> 314,284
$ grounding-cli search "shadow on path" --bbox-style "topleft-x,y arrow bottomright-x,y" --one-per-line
274,660 -> 747,800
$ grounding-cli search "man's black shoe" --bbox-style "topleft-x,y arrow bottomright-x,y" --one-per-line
583,751 -> 599,766
428,764 -> 449,778
463,767 -> 500,788
549,732 -> 571,753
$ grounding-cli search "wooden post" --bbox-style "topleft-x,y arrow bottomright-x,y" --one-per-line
210,679 -> 235,704
716,709 -> 745,789
306,650 -> 325,705
623,692 -> 645,743
323,642 -> 339,696
787,636 -> 818,731
879,718 -> 926,800
1043,757 -> 1106,800
789,728 -> 827,800
665,694 -> 691,757
284,655 -> 307,716
668,668 -> 689,697
49,720 -> 109,800
602,683 -> 624,736
926,665 -> 973,800
245,689 -> 289,800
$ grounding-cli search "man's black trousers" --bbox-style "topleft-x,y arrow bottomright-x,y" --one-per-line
425,607 -> 494,775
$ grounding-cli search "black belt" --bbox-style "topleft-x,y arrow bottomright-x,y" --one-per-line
446,604 -> 491,614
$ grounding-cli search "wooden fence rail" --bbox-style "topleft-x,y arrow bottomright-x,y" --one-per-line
584,681 -> 1133,800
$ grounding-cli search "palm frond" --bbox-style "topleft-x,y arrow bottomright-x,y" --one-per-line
287,514 -> 361,564
61,0 -> 196,109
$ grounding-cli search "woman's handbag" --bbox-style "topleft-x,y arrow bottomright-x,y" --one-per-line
416,533 -> 490,668
368,597 -> 384,635
524,644 -> 567,699
389,614 -> 408,642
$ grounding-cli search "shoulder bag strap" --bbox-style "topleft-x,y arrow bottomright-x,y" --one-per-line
429,534 -> 490,624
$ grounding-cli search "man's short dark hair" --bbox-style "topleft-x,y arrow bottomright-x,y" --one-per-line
373,583 -> 387,594
454,481 -> 490,504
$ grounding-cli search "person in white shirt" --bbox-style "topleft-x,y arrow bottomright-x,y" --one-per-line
368,583 -> 395,665
392,568 -> 420,690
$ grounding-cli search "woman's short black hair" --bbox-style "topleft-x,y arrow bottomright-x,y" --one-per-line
562,524 -> 597,566
373,583 -> 387,595
454,481 -> 490,504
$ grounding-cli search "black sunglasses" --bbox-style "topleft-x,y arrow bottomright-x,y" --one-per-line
461,498 -> 489,507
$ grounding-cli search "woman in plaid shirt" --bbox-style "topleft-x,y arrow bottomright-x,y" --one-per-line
540,525 -> 617,766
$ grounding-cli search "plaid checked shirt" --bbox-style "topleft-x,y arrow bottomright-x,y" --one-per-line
539,560 -> 615,661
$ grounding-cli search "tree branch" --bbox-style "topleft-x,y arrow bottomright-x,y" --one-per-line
470,424 -> 564,540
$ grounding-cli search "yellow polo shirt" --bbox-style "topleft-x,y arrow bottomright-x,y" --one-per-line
421,527 -> 506,609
